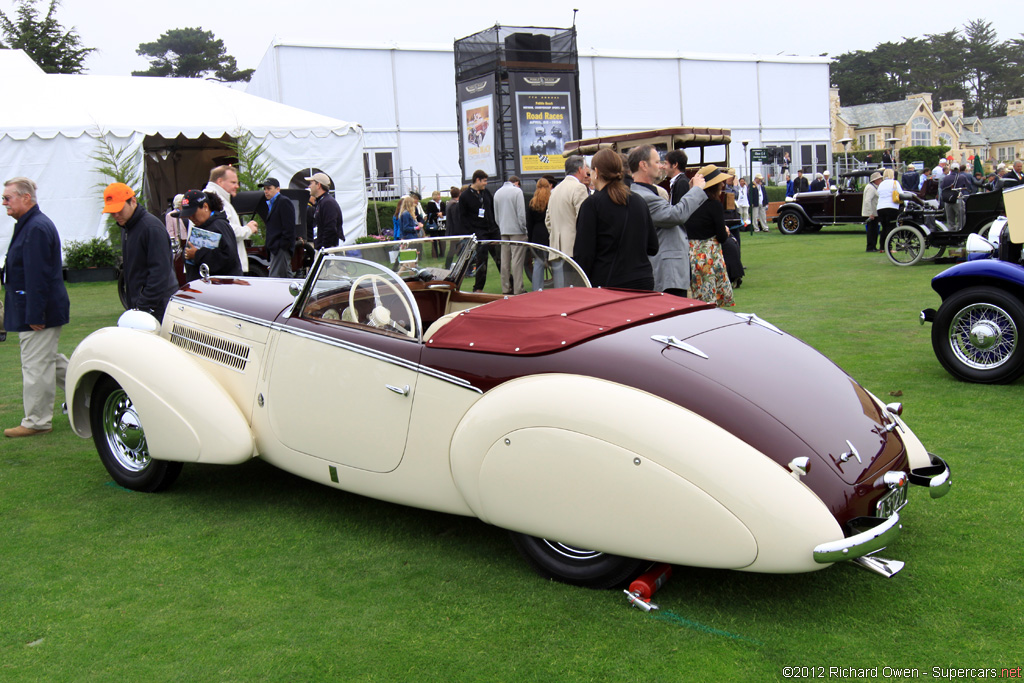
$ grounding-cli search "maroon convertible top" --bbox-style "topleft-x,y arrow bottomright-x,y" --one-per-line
427,288 -> 713,355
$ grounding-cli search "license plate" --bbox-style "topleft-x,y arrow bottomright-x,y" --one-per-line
876,484 -> 908,518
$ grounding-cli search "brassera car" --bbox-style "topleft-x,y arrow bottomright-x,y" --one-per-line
775,170 -> 873,235
67,236 -> 951,587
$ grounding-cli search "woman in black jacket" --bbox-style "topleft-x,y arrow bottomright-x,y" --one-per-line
179,189 -> 243,279
573,148 -> 658,290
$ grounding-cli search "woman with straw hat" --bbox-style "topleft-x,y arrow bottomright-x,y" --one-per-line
684,166 -> 736,307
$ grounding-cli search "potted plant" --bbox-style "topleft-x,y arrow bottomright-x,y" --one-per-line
64,238 -> 121,282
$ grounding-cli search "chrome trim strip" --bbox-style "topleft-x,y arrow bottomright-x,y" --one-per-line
813,514 -> 902,564
171,298 -> 276,330
651,334 -> 709,359
275,323 -> 482,393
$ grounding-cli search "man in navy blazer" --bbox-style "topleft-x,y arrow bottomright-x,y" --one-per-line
261,178 -> 296,278
3,177 -> 70,437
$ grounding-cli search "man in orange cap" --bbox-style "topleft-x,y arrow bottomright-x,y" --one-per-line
102,183 -> 179,321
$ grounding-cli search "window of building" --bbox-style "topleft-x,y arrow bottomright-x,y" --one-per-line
911,117 -> 931,146
998,146 -> 1016,162
938,133 -> 952,148
858,135 -> 866,149
868,133 -> 876,149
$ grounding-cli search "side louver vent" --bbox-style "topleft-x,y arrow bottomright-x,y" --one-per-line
170,323 -> 250,372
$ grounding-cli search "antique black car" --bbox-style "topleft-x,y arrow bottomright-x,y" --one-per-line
885,190 -> 1006,267
776,170 -> 874,235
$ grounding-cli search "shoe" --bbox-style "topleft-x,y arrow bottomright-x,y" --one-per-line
0,331 -> 5,342
4,425 -> 52,438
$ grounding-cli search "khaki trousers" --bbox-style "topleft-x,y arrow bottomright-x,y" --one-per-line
19,326 -> 69,430
500,235 -> 527,295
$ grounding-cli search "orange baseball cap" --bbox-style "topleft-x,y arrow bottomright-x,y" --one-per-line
102,182 -> 135,213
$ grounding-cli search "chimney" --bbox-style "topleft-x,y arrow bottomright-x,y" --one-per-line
940,99 -> 964,121
1008,98 -> 1024,117
906,92 -> 934,111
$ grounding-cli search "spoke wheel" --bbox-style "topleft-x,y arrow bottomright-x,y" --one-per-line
885,225 -> 926,266
509,532 -> 648,589
932,286 -> 1024,384
778,212 -> 803,235
90,376 -> 182,491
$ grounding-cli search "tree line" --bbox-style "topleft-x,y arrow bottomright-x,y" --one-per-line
830,19 -> 1024,119
0,0 -> 251,81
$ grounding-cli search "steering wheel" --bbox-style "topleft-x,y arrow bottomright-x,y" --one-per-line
348,273 -> 416,338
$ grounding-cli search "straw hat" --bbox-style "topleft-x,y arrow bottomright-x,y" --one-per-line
698,165 -> 733,189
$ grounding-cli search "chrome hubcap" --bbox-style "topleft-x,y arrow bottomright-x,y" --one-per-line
541,540 -> 603,561
950,303 -> 1017,369
101,389 -> 149,472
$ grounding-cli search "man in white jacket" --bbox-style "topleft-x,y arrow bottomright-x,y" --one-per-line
494,176 -> 527,295
204,166 -> 258,273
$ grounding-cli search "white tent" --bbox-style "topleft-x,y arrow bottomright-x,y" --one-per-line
0,51 -> 367,255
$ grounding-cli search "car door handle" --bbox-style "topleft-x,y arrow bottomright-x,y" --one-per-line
386,384 -> 410,396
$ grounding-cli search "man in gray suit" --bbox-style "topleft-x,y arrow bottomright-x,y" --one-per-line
628,145 -> 706,296
493,176 -> 527,295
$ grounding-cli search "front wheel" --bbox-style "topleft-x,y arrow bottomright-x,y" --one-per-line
885,224 -> 926,266
509,532 -> 648,589
932,286 -> 1024,384
778,211 -> 804,235
90,376 -> 182,491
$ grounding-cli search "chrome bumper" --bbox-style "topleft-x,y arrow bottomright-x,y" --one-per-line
908,453 -> 952,498
814,454 -> 951,565
813,514 -> 902,564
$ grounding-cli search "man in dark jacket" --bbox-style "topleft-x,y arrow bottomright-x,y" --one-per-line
102,183 -> 178,320
260,178 -> 296,277
460,170 -> 501,291
306,172 -> 343,249
3,177 -> 70,437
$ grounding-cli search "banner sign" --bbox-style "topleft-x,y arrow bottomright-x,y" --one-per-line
456,74 -> 497,179
510,72 -> 578,176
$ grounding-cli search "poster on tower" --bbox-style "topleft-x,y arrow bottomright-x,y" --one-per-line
510,72 -> 578,176
456,74 -> 497,179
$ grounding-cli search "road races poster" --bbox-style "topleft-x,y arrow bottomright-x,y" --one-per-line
511,72 -> 577,175
457,75 -> 497,179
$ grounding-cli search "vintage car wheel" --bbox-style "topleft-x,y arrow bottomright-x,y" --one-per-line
884,225 -> 925,266
509,532 -> 648,589
778,211 -> 804,235
932,286 -> 1024,384
116,271 -> 130,310
247,260 -> 269,278
90,376 -> 183,492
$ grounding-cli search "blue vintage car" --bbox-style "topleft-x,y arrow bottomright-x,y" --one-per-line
920,217 -> 1024,383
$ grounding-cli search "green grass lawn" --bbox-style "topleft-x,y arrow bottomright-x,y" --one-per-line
2,232 -> 1022,681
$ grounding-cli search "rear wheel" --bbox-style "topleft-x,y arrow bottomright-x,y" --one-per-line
247,260 -> 269,278
510,532 -> 648,589
885,225 -> 926,266
778,211 -> 804,235
90,376 -> 182,491
932,286 -> 1024,384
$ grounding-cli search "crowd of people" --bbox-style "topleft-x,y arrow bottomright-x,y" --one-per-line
0,164 -> 345,439
417,146 -> 745,308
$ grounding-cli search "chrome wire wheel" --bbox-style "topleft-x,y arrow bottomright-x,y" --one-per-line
948,302 -> 1017,371
90,376 -> 182,491
101,387 -> 149,472
539,540 -> 604,562
932,286 -> 1024,384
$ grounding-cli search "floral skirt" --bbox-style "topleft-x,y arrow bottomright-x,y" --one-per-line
688,239 -> 735,307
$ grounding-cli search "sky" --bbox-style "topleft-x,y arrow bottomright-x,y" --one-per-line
12,0 -> 1024,78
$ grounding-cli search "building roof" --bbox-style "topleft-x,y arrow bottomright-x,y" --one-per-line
839,99 -> 925,128
977,116 -> 1024,144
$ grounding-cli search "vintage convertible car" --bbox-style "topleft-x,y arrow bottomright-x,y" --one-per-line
66,236 -> 951,587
